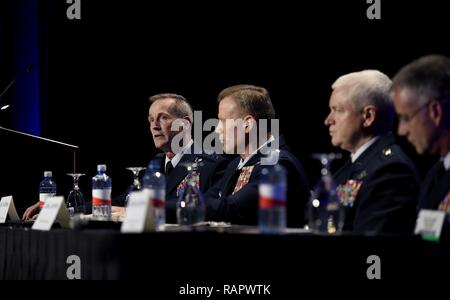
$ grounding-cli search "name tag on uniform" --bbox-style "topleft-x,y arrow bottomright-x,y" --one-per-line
121,190 -> 156,233
0,196 -> 20,223
414,209 -> 446,242
32,197 -> 70,231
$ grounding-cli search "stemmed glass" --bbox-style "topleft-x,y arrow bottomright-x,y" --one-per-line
66,173 -> 86,216
125,167 -> 146,206
176,161 -> 205,226
307,153 -> 344,234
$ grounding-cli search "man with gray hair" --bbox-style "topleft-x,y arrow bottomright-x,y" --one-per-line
391,55 -> 450,213
325,70 -> 419,233
22,93 -> 229,223
144,93 -> 229,223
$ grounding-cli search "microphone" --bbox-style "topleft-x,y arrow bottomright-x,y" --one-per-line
0,64 -> 36,109
0,64 -> 80,173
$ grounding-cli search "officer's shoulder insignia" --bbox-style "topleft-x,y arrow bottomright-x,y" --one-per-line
355,170 -> 368,180
382,148 -> 393,157
190,156 -> 205,168
197,153 -> 220,162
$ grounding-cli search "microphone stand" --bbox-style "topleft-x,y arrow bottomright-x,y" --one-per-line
0,64 -> 35,108
1,64 -> 79,173
0,126 -> 79,174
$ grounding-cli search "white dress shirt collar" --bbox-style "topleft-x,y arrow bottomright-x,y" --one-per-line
237,136 -> 275,170
165,139 -> 193,169
442,151 -> 450,171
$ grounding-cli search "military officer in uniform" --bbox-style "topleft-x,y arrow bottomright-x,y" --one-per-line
391,55 -> 450,213
325,70 -> 419,234
141,93 -> 228,224
25,94 -> 229,222
205,85 -> 310,227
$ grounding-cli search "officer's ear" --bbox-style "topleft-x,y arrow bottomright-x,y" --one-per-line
243,115 -> 257,134
428,99 -> 443,127
362,105 -> 377,128
182,116 -> 193,129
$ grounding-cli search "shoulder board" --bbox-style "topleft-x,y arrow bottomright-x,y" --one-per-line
379,147 -> 396,160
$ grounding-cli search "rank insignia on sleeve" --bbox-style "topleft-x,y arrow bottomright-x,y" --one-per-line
337,179 -> 363,207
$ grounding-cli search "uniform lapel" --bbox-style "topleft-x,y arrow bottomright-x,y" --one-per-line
221,159 -> 242,196
429,169 -> 450,209
351,133 -> 394,180
166,154 -> 193,194
221,135 -> 286,196
333,158 -> 353,183
419,162 -> 445,208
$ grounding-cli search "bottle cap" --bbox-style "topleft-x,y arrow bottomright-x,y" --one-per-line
97,164 -> 107,172
44,171 -> 53,177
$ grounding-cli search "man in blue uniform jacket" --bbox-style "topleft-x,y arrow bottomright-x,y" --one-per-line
391,55 -> 450,214
23,94 -> 229,222
325,70 -> 419,234
205,85 -> 310,228
149,150 -> 228,224
137,93 -> 228,224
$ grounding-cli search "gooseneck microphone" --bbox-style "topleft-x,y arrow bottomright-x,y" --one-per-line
0,64 -> 36,110
0,64 -> 80,173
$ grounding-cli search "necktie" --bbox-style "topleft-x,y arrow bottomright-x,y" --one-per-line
165,161 -> 174,176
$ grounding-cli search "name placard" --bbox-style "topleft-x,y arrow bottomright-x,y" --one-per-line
121,190 -> 156,233
0,196 -> 20,223
32,197 -> 70,231
414,209 -> 446,242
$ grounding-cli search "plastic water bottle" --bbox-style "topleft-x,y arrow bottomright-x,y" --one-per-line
39,171 -> 57,209
143,159 -> 166,231
92,164 -> 112,219
259,164 -> 287,234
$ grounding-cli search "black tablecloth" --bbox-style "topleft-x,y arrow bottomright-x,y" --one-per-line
1,225 -> 449,284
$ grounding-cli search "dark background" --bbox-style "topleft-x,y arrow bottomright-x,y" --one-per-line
0,0 -> 447,214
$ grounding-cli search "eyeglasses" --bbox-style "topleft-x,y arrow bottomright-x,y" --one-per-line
397,102 -> 430,124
